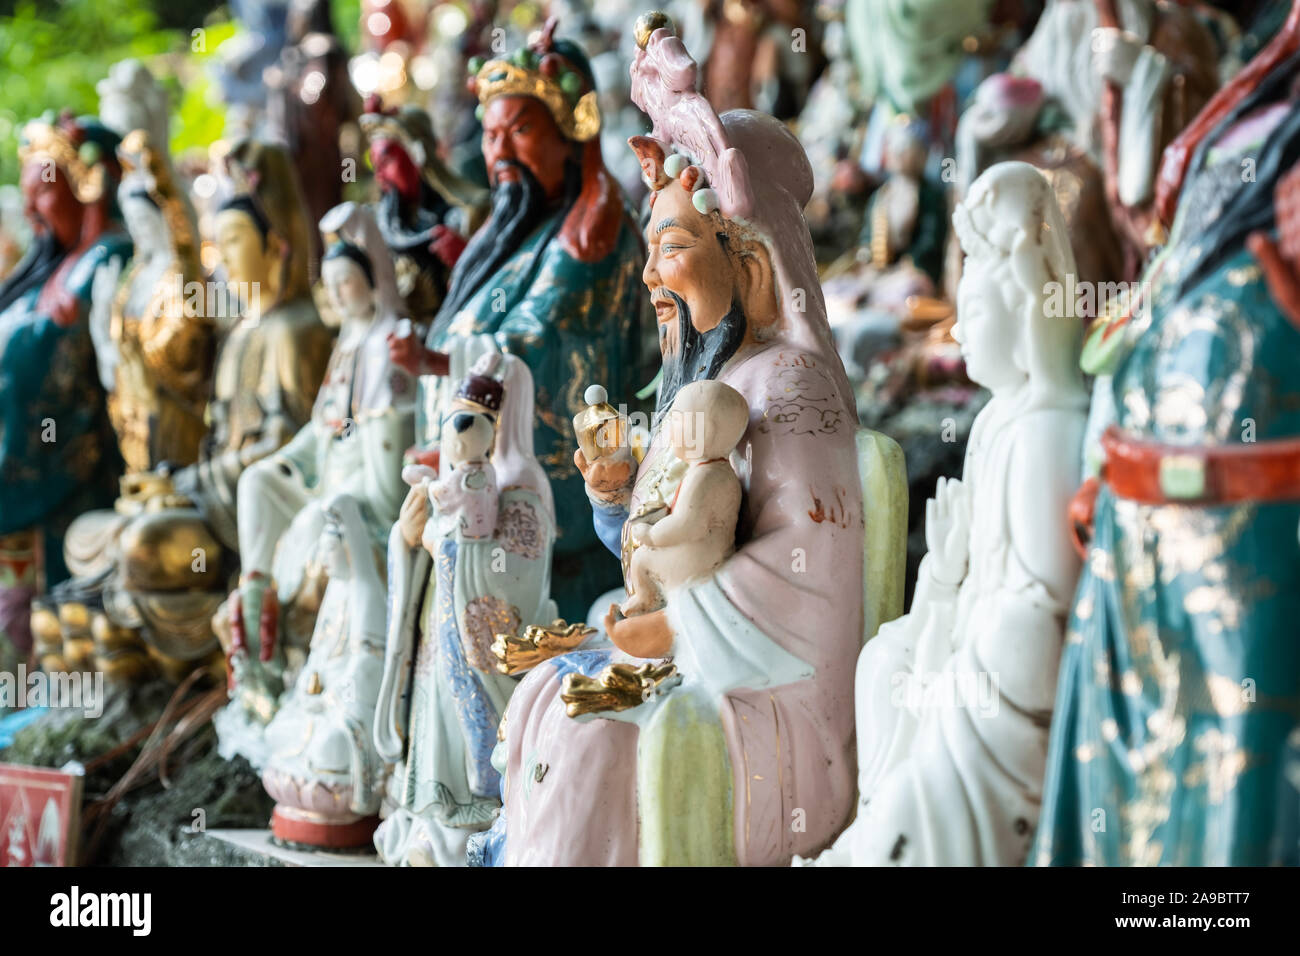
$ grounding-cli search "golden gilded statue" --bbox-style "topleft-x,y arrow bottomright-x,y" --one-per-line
61,140 -> 333,676
103,129 -> 213,474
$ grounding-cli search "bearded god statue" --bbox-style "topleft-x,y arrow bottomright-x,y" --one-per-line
0,115 -> 131,682
360,98 -> 487,324
469,15 -> 908,867
388,18 -> 657,622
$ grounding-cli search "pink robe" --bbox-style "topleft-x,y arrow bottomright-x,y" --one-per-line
498,339 -> 863,865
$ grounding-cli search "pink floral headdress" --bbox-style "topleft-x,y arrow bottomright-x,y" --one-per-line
627,12 -> 754,221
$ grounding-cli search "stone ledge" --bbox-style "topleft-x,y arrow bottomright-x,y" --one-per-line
200,829 -> 384,867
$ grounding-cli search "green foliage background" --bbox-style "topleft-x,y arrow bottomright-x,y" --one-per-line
0,0 -> 364,186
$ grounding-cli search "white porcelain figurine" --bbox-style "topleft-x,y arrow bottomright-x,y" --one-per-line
808,162 -> 1088,866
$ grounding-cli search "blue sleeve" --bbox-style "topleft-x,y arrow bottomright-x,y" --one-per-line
591,500 -> 628,558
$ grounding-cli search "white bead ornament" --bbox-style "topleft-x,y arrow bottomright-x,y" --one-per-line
692,187 -> 719,214
664,153 -> 689,178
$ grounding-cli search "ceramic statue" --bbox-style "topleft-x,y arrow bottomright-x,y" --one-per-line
821,119 -> 948,380
795,14 -> 872,252
387,18 -> 657,622
1036,4 -> 1300,865
61,140 -> 333,679
360,98 -> 487,324
264,0 -> 362,274
373,353 -> 559,867
260,493 -> 390,848
215,0 -> 292,140
621,380 -> 748,617
50,126 -> 218,685
96,58 -> 171,154
1012,0 -> 1220,272
954,71 -> 1125,290
470,16 -> 908,867
95,129 -> 213,478
0,114 -> 130,682
85,60 -> 212,480
807,161 -> 1088,866
215,200 -> 415,767
845,0 -> 993,117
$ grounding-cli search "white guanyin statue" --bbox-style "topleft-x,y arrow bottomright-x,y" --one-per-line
807,162 -> 1088,866
372,351 -> 558,867
260,493 -> 389,848
214,201 -> 416,767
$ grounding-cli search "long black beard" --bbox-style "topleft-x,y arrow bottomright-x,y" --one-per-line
375,180 -> 451,253
0,230 -> 66,315
655,290 -> 747,427
432,158 -> 578,334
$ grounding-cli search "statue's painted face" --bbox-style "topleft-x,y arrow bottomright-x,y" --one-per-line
643,180 -> 753,424
21,160 -> 82,249
954,263 -> 1024,392
439,408 -> 495,466
482,95 -> 569,201
322,256 -> 375,323
215,208 -> 276,289
370,137 -> 421,205
644,181 -> 736,342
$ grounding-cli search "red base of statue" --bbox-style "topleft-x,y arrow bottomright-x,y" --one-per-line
270,806 -> 379,850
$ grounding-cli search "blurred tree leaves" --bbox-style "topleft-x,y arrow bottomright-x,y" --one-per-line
0,0 -> 232,185
0,1 -> 367,186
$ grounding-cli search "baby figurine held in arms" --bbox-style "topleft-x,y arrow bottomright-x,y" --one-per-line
621,380 -> 748,618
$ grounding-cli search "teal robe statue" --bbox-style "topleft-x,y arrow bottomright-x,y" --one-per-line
1035,57 -> 1300,865
0,233 -> 130,553
0,231 -> 130,667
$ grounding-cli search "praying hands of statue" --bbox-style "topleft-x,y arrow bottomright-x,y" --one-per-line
603,603 -> 674,660
574,447 -> 635,504
429,224 -> 468,270
387,329 -> 450,378
925,476 -> 971,588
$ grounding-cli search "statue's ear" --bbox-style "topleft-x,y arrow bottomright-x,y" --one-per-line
628,135 -> 671,191
733,237 -> 779,334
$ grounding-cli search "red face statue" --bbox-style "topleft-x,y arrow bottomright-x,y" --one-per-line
481,95 -> 569,201
21,160 -> 83,250
370,137 -> 422,205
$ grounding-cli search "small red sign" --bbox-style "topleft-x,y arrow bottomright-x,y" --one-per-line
0,762 -> 83,866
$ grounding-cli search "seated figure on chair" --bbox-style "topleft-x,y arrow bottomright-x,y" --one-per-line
0,114 -> 130,682
470,15 -> 907,867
